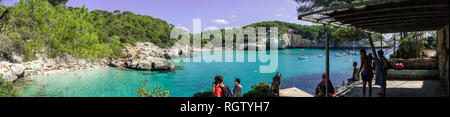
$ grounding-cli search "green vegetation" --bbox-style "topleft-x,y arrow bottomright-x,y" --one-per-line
197,21 -> 369,48
244,21 -> 324,41
295,0 -> 368,13
135,80 -> 170,97
90,9 -> 175,48
192,90 -> 214,97
0,76 -> 21,97
0,0 -> 175,62
331,27 -> 364,42
47,0 -> 68,6
245,21 -> 372,42
243,82 -> 275,97
0,0 -> 374,62
392,31 -> 436,59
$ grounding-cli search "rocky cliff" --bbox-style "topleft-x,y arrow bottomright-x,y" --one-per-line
1,54 -> 106,82
264,33 -> 392,49
110,42 -> 177,71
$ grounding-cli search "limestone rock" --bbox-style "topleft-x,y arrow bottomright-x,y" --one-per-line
11,64 -> 26,76
122,42 -> 176,71
1,70 -> 17,82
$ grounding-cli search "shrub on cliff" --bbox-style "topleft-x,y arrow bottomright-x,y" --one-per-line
0,76 -> 21,97
135,80 -> 170,97
243,82 -> 275,97
192,90 -> 214,97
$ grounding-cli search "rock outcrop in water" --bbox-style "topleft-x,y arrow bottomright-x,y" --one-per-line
110,42 -> 176,71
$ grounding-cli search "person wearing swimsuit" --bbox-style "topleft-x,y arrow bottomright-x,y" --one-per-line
358,49 -> 374,97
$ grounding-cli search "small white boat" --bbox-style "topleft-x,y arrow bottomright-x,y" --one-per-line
318,54 -> 324,57
298,55 -> 308,59
298,56 -> 309,59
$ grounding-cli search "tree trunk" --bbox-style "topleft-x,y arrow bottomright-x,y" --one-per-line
324,24 -> 330,97
393,35 -> 396,58
368,33 -> 379,61
380,33 -> 383,48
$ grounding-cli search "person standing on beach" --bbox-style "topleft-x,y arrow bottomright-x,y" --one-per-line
233,78 -> 242,97
375,50 -> 388,97
358,49 -> 374,97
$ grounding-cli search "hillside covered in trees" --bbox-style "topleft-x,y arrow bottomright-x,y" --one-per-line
0,0 -> 380,63
0,0 -> 175,62
243,21 -> 376,42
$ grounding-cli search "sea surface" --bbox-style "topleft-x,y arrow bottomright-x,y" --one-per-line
19,48 -> 391,97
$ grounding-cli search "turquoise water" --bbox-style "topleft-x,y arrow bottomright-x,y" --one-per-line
19,49 -> 390,97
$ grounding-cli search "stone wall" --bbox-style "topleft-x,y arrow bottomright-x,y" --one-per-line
437,24 -> 449,94
386,58 -> 438,70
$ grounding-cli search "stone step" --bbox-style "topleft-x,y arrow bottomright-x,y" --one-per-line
387,69 -> 440,80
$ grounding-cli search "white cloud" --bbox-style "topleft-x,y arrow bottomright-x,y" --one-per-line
286,0 -> 297,4
230,14 -> 237,18
274,14 -> 293,19
274,14 -> 283,17
211,19 -> 229,25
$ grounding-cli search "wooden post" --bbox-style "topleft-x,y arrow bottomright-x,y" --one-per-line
368,33 -> 379,61
324,24 -> 330,97
380,33 -> 383,48
393,34 -> 396,57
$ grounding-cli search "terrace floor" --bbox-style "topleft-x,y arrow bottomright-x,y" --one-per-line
280,87 -> 314,97
339,80 -> 448,97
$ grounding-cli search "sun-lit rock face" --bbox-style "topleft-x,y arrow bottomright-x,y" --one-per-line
0,62 -> 26,82
112,42 -> 175,71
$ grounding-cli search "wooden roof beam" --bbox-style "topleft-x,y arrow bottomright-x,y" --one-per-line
332,4 -> 448,19
339,11 -> 449,23
298,17 -> 377,34
355,18 -> 449,27
374,26 -> 446,33
298,0 -> 410,18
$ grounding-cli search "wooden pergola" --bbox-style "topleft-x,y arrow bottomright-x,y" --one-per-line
298,0 -> 449,97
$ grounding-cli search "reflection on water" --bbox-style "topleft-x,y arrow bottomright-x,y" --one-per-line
18,48 -> 390,97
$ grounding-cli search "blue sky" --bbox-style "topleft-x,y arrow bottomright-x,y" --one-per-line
66,0 -> 315,30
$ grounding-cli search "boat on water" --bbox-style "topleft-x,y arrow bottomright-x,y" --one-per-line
298,55 -> 309,59
298,56 -> 309,59
318,54 -> 324,57
335,54 -> 343,57
344,50 -> 358,55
